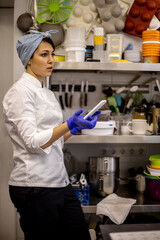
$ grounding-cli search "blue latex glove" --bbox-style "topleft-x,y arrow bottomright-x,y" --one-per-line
67,109 -> 101,135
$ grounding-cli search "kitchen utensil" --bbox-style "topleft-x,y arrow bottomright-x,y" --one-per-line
148,164 -> 160,170
84,80 -> 88,107
17,0 -> 37,32
65,82 -> 69,107
83,100 -> 106,120
133,91 -> 143,107
89,156 -> 119,196
69,83 -> 74,108
152,108 -> 160,134
127,119 -> 147,135
17,12 -> 34,32
123,85 -> 139,113
36,0 -> 73,24
39,23 -> 65,47
128,75 -> 141,86
143,170 -> 160,180
116,86 -> 126,94
106,87 -> 113,97
156,79 -> 160,92
107,96 -> 119,113
142,77 -> 157,85
114,93 -> 122,107
59,84 -> 64,110
79,80 -> 84,108
122,74 -> 141,113
124,97 -> 134,114
135,174 -> 146,193
149,154 -> 160,167
82,121 -> 115,136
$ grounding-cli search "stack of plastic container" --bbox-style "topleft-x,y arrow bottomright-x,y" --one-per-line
106,34 -> 123,62
64,27 -> 86,62
142,30 -> 160,63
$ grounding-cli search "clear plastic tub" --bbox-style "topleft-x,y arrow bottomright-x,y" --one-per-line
124,50 -> 141,62
65,47 -> 85,62
107,34 -> 123,62
64,27 -> 86,48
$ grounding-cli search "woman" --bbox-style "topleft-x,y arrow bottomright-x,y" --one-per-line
2,31 -> 100,240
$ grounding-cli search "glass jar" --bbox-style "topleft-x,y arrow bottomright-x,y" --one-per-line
134,107 -> 146,119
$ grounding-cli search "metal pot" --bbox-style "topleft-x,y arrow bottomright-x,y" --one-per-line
89,157 -> 119,196
17,13 -> 34,33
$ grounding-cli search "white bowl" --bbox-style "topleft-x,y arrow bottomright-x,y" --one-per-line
147,165 -> 160,176
82,121 -> 115,136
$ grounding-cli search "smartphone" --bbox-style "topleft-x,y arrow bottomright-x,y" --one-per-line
84,100 -> 106,119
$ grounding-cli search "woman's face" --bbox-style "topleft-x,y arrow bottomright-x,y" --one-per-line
27,40 -> 55,81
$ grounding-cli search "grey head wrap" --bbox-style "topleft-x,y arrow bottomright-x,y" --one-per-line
16,30 -> 57,67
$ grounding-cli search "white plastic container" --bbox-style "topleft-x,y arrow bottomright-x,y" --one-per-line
82,121 -> 115,135
64,27 -> 86,48
65,47 -> 85,62
107,34 -> 123,62
124,50 -> 141,62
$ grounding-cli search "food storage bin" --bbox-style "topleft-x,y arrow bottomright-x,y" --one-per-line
82,121 -> 115,135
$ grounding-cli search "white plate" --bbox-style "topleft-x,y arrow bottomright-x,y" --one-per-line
147,165 -> 160,176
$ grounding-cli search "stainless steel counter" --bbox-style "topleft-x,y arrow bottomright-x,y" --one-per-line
65,135 -> 160,144
82,185 -> 160,214
100,223 -> 160,240
54,62 -> 160,73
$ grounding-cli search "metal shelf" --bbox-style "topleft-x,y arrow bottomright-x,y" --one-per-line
82,185 -> 160,214
65,135 -> 160,144
54,62 -> 160,73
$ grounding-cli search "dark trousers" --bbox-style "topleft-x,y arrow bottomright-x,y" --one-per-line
9,184 -> 91,240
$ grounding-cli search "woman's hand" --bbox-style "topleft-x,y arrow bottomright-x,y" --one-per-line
67,109 -> 101,135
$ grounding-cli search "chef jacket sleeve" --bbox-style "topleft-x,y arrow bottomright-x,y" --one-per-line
3,87 -> 54,154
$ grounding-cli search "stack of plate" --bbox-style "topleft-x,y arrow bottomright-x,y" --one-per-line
143,155 -> 160,200
147,155 -> 160,176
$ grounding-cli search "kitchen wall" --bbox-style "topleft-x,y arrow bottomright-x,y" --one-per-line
0,7 -> 16,240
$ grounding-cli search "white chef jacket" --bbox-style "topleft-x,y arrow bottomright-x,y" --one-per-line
2,72 -> 70,187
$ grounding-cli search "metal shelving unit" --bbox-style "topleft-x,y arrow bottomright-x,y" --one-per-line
65,135 -> 160,144
82,184 -> 160,214
53,62 -> 160,144
54,62 -> 160,73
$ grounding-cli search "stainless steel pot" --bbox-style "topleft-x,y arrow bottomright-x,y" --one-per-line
89,157 -> 119,196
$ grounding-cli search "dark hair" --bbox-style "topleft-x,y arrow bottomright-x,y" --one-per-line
42,37 -> 55,50
26,37 -> 55,69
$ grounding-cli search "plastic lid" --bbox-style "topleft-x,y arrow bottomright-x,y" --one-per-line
94,27 -> 104,36
149,155 -> 160,161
